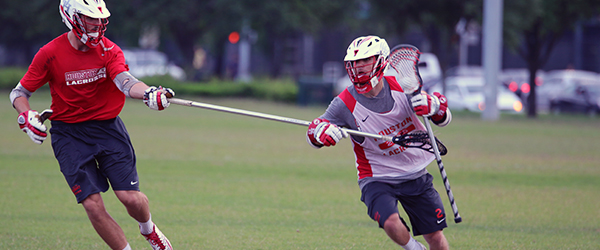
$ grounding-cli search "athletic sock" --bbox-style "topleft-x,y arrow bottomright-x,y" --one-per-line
401,237 -> 424,250
122,243 -> 132,250
139,214 -> 155,235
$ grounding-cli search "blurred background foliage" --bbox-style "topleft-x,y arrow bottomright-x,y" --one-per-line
1,0 -> 600,110
2,0 -> 599,72
1,0 -> 599,77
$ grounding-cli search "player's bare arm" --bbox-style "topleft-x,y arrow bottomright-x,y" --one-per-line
113,71 -> 175,111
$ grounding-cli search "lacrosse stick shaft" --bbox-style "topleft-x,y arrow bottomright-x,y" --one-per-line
389,43 -> 461,223
422,116 -> 462,223
39,109 -> 53,123
168,98 -> 394,142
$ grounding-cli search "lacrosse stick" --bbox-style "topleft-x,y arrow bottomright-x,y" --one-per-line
167,97 -> 446,155
389,44 -> 462,223
39,109 -> 53,123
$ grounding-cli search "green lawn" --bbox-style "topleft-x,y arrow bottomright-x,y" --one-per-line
1,91 -> 599,249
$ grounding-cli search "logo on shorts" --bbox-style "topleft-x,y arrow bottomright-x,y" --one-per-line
130,180 -> 138,185
435,208 -> 445,224
71,184 -> 82,195
374,211 -> 381,222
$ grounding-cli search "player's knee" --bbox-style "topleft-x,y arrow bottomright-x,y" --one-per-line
383,213 -> 406,231
423,230 -> 447,245
116,190 -> 148,209
81,193 -> 107,215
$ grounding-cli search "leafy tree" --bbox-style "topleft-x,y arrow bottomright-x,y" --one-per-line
503,0 -> 600,118
0,0 -> 352,78
247,0 -> 350,77
368,0 -> 482,75
108,0 -> 350,78
0,0 -> 64,63
107,1 -> 218,66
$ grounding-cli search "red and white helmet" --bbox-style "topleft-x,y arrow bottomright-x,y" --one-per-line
344,35 -> 390,94
59,0 -> 110,47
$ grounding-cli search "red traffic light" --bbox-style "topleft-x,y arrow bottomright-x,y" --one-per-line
229,31 -> 240,44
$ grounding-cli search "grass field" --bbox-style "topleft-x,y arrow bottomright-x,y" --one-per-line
1,91 -> 599,249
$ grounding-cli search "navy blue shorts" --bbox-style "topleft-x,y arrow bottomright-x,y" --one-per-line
360,173 -> 447,236
50,117 -> 140,203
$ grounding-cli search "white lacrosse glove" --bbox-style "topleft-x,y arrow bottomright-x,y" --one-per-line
143,86 -> 175,111
410,92 -> 440,117
18,110 -> 48,145
307,118 -> 348,147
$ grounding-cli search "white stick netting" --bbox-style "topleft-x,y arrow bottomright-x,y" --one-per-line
389,45 -> 422,95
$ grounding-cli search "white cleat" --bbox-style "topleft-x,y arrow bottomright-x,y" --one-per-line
141,225 -> 173,250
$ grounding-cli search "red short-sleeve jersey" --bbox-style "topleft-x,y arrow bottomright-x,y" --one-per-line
20,32 -> 129,123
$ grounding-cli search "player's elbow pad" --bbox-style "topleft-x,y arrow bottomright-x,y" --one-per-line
10,83 -> 33,107
113,71 -> 141,98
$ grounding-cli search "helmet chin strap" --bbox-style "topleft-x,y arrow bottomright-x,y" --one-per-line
369,75 -> 380,89
78,32 -> 101,47
354,75 -> 381,94
80,33 -> 90,44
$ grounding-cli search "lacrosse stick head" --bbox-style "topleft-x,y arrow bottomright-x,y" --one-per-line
388,44 -> 423,95
344,35 -> 390,94
392,130 -> 447,155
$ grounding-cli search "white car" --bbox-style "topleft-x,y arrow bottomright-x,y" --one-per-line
431,75 -> 524,113
122,49 -> 186,80
417,53 -> 443,92
538,69 -> 600,112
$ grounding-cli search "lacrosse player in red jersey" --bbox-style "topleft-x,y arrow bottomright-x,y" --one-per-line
9,0 -> 173,249
306,35 -> 452,250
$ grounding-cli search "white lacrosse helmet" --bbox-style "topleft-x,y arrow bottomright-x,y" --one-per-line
344,35 -> 390,94
59,0 -> 110,47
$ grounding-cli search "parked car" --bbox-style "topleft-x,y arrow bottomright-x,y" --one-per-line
538,69 -> 600,112
549,82 -> 600,116
430,75 -> 524,113
417,53 -> 443,92
445,65 -> 483,77
122,48 -> 186,80
499,68 -> 545,105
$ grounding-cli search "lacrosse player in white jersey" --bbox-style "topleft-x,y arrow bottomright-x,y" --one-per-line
306,35 -> 452,250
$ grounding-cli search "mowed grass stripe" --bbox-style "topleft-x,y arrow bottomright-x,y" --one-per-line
1,92 -> 598,249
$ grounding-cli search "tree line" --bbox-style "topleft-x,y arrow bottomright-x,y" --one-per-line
1,0 -> 599,117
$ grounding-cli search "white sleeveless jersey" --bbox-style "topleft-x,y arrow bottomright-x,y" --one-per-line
338,76 -> 434,179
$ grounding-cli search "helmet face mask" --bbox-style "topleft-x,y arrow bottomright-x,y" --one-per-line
344,36 -> 390,94
73,13 -> 109,46
60,0 -> 111,47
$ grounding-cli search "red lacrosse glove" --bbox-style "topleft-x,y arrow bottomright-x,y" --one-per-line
410,92 -> 440,117
306,118 -> 348,147
18,110 -> 48,145
430,92 -> 448,123
143,86 -> 175,111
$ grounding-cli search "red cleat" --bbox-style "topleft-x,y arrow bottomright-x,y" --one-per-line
141,225 -> 172,250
